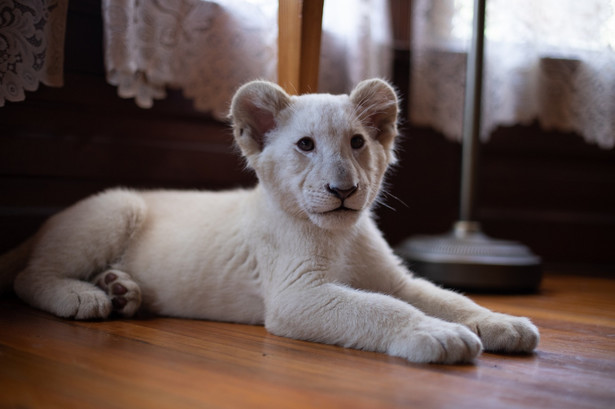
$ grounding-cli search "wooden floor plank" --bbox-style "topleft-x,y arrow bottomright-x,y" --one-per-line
1,273 -> 614,409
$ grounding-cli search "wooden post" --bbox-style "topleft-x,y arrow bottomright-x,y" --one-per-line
278,0 -> 324,95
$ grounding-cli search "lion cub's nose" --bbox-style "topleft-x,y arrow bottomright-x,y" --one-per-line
326,184 -> 358,200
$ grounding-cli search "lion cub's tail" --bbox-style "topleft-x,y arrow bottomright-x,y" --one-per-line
0,237 -> 34,294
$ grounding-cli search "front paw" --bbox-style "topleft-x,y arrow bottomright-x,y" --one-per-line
389,318 -> 483,364
468,313 -> 539,353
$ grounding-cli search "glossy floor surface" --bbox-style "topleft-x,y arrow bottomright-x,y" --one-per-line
1,273 -> 614,409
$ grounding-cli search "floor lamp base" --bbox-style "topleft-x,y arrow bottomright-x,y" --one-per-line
396,221 -> 542,293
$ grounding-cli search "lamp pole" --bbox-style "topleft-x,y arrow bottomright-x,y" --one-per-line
459,0 -> 486,222
396,0 -> 542,292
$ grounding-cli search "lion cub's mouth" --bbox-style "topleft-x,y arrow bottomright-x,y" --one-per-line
326,206 -> 358,214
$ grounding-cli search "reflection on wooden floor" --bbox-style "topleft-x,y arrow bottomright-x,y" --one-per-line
1,273 -> 614,409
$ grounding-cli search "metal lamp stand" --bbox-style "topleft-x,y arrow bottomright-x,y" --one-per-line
396,0 -> 541,292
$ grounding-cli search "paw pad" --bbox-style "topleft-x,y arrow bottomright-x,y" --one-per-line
93,270 -> 141,317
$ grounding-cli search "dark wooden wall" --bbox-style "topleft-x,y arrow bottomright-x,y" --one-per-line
1,1 -> 614,270
379,122 -> 615,269
0,1 -> 255,251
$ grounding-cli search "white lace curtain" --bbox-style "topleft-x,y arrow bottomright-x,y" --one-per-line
410,0 -> 615,149
0,0 -> 69,107
102,0 -> 391,120
1,0 -> 391,119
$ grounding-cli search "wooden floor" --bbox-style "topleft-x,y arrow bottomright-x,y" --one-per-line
1,272 -> 614,409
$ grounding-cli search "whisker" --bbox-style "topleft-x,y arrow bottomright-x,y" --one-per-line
374,189 -> 409,212
375,198 -> 397,212
382,190 -> 408,209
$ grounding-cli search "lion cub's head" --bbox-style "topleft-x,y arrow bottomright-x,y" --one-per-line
230,79 -> 399,230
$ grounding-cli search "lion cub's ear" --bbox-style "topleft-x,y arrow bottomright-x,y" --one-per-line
230,81 -> 291,158
350,79 -> 399,163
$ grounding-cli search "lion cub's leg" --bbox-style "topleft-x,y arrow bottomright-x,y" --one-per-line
13,189 -> 146,320
91,270 -> 141,317
395,277 -> 540,353
16,276 -> 115,319
266,281 -> 483,364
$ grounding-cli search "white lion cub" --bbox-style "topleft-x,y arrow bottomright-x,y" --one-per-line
0,79 -> 538,364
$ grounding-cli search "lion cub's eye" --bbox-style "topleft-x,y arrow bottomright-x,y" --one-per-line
297,137 -> 315,152
350,134 -> 365,150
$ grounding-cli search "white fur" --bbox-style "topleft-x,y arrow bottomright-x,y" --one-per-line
2,79 -> 539,364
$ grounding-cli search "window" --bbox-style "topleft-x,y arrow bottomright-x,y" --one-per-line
410,0 -> 615,149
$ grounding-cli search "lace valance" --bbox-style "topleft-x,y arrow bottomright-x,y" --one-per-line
0,0 -> 68,107
102,0 -> 279,120
101,0 -> 392,121
1,0 -> 391,119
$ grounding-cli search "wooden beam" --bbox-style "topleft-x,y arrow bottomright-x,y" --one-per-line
278,0 -> 324,95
